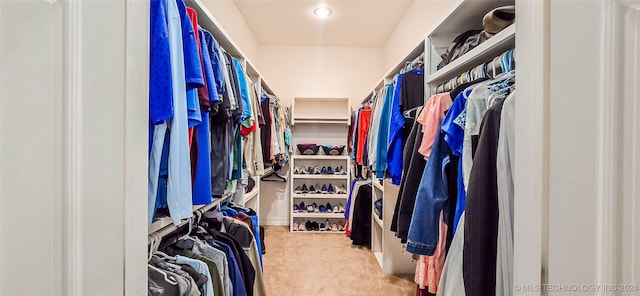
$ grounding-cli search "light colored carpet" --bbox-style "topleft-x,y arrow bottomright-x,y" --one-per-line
262,226 -> 416,296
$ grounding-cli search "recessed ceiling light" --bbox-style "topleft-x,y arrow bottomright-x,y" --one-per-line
313,6 -> 331,18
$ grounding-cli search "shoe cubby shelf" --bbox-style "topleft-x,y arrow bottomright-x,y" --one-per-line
292,212 -> 346,218
372,179 -> 384,192
371,179 -> 416,275
293,230 -> 346,234
292,155 -> 349,160
292,194 -> 347,199
373,214 -> 383,228
292,174 -> 349,180
290,102 -> 351,233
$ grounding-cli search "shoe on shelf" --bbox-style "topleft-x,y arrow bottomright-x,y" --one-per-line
319,205 -> 327,213
293,167 -> 300,174
306,203 -> 315,213
338,203 -> 346,213
299,167 -> 307,174
321,166 -> 328,174
324,220 -> 332,231
327,167 -> 335,175
309,185 -> 316,193
326,203 -> 333,213
333,204 -> 339,213
331,223 -> 339,231
304,220 -> 312,231
319,222 -> 326,231
321,184 -> 328,194
293,204 -> 300,212
301,184 -> 309,193
292,222 -> 299,231
312,203 -> 320,213
313,166 -> 322,175
334,166 -> 341,174
311,221 -> 320,231
327,184 -> 335,194
299,202 -> 306,212
338,166 -> 347,175
294,185 -> 303,194
336,186 -> 346,194
314,184 -> 322,194
338,222 -> 345,231
307,166 -> 314,174
298,221 -> 306,231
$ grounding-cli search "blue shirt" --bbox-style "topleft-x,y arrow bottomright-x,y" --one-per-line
375,83 -> 394,178
149,0 -> 174,125
166,0 -> 193,225
176,0 -> 203,127
202,30 -> 226,101
192,110 -> 212,205
441,89 -> 471,233
175,255 -> 215,296
198,27 -> 218,105
232,57 -> 252,123
350,108 -> 360,160
387,73 -> 405,185
215,241 -> 247,296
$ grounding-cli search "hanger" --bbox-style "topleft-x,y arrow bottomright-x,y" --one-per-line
177,218 -> 197,242
403,106 -> 423,119
261,168 -> 287,182
148,264 -> 178,286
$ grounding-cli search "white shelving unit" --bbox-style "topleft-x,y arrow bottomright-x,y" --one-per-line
370,179 -> 416,274
292,97 -> 351,125
290,97 -> 351,233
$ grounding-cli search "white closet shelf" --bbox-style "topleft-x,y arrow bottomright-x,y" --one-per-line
427,23 -> 516,85
293,174 -> 349,180
148,197 -> 224,235
292,193 -> 348,199
373,180 -> 384,192
292,119 -> 350,125
292,155 -> 349,160
374,251 -> 383,267
293,230 -> 346,234
292,212 -> 346,218
244,187 -> 259,204
373,214 -> 384,228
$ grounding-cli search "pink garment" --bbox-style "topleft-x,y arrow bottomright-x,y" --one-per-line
417,93 -> 452,159
414,212 -> 448,293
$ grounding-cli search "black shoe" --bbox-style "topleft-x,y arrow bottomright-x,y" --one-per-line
305,220 -> 313,231
319,222 -> 326,231
309,185 -> 316,193
301,184 -> 309,193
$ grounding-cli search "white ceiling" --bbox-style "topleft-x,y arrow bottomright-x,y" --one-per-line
233,0 -> 413,47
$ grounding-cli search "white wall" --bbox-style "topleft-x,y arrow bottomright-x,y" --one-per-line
383,0 -> 456,71
0,1 -> 148,295
258,45 -> 385,108
202,0 -> 260,65
256,45 -> 383,224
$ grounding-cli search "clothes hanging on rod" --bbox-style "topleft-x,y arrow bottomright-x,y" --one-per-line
148,0 -> 283,227
149,202 -> 266,296
384,68 -> 515,294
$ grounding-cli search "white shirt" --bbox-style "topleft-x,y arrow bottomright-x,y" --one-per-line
496,92 -> 516,296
